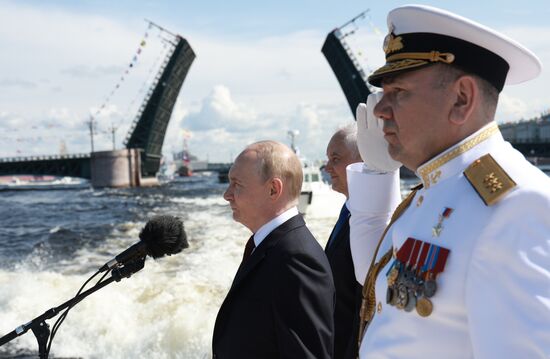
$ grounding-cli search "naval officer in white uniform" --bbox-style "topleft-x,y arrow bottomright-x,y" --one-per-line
347,4 -> 550,359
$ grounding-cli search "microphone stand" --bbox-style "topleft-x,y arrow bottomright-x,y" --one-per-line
0,258 -> 145,359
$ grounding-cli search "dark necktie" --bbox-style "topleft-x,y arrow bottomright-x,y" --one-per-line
242,235 -> 256,263
326,204 -> 350,249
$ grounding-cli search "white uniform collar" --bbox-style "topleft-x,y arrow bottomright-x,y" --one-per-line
416,122 -> 503,188
253,207 -> 299,247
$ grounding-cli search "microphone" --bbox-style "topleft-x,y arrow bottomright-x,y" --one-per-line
100,215 -> 188,272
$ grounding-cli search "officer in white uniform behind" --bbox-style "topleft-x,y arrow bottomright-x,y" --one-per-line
347,4 -> 550,359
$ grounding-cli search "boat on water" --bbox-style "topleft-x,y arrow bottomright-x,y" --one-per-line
299,162 -> 345,218
539,164 -> 550,175
218,168 -> 229,183
286,130 -> 345,218
0,175 -> 89,191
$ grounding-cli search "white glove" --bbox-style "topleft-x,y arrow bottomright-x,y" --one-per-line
356,92 -> 402,172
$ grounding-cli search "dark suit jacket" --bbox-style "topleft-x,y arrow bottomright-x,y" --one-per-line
212,214 -> 335,359
325,216 -> 362,359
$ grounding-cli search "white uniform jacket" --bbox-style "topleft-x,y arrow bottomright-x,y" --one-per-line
348,123 -> 550,359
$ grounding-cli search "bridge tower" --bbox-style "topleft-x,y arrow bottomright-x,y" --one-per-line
321,11 -> 372,117
123,32 -> 195,178
0,24 -> 195,188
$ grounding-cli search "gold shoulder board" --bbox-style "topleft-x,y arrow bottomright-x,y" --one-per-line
464,154 -> 516,206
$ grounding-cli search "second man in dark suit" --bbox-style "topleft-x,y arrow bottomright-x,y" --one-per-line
213,140 -> 335,359
324,124 -> 363,359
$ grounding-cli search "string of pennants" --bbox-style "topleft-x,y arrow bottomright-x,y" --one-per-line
2,123 -> 61,132
120,40 -> 171,121
91,22 -> 156,121
1,136 -> 48,142
3,21 -> 174,156
358,21 -> 383,75
0,124 -> 63,143
353,22 -> 383,75
339,9 -> 385,76
93,35 -> 172,139
91,20 -> 178,143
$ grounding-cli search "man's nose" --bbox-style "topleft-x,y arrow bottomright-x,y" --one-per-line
373,94 -> 391,121
223,187 -> 232,201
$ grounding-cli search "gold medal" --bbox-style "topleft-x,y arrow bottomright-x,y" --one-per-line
416,297 -> 433,317
387,267 -> 399,286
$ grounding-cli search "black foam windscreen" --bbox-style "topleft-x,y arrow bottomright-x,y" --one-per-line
139,215 -> 188,259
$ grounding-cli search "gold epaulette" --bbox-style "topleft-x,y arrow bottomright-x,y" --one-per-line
464,154 -> 516,206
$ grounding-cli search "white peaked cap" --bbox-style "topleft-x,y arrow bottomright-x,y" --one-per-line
368,4 -> 542,91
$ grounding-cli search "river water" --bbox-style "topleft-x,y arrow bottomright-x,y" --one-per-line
8,164 -> 544,359
0,173 -> 340,359
2,168 -> 548,358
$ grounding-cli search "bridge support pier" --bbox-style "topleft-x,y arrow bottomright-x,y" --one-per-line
91,149 -> 145,188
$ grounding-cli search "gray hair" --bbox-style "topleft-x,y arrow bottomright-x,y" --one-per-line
333,123 -> 362,161
432,63 -> 498,121
247,140 -> 303,201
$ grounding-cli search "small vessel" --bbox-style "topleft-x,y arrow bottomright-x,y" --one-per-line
173,130 -> 195,177
287,130 -> 345,218
299,162 -> 345,218
218,168 -> 229,183
538,164 -> 550,175
0,175 -> 89,191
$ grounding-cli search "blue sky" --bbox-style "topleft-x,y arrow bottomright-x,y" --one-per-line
16,0 -> 550,36
1,1 -> 550,162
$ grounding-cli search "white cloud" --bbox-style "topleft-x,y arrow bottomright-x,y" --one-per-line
286,102 -> 352,161
176,85 -> 352,162
491,24 -> 550,122
0,111 -> 25,131
0,78 -> 37,89
2,3 -> 550,164
183,85 -> 259,132
177,85 -> 277,161
496,94 -> 530,123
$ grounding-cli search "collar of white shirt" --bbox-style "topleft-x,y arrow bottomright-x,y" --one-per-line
253,207 -> 299,247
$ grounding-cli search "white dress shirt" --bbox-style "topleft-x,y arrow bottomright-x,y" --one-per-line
253,207 -> 299,247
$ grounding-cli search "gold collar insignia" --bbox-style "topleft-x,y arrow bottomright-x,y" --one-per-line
417,123 -> 500,188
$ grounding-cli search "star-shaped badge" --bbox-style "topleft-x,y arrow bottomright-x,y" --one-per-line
432,207 -> 453,237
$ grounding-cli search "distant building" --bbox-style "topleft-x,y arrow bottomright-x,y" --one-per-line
500,112 -> 550,157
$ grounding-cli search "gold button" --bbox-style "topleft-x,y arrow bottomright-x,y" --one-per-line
377,302 -> 382,313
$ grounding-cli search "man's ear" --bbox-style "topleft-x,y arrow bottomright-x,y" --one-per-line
269,178 -> 283,200
449,75 -> 478,125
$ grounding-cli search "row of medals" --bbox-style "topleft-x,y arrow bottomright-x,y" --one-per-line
386,260 -> 436,317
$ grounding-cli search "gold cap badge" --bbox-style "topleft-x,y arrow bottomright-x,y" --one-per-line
383,33 -> 404,55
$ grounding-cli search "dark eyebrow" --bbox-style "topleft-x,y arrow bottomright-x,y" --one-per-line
381,75 -> 399,86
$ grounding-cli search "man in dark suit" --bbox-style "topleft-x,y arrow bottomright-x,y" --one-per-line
213,140 -> 335,359
324,124 -> 363,359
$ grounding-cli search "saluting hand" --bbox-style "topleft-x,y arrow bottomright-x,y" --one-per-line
356,92 -> 402,172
